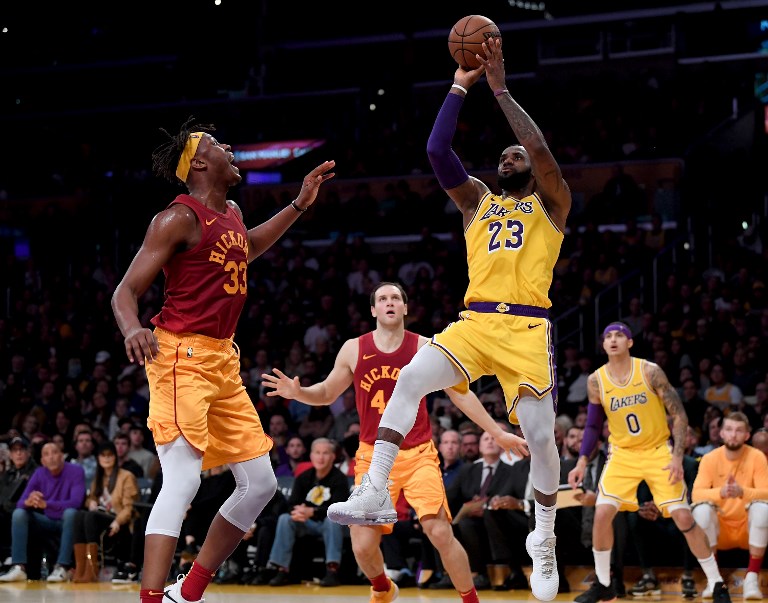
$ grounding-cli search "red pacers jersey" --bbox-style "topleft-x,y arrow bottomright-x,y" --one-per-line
354,330 -> 431,449
151,195 -> 248,340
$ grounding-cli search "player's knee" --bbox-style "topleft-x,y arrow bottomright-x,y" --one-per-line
594,504 -> 617,523
395,363 -> 424,396
424,518 -> 453,549
246,470 -> 277,501
674,509 -> 699,533
351,536 -> 376,561
168,471 -> 202,506
748,501 -> 768,528
691,503 -> 715,528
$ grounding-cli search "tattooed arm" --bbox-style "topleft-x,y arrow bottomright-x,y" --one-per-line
645,360 -> 687,484
481,38 -> 571,231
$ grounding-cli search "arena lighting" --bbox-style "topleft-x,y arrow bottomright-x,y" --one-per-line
232,139 -> 325,170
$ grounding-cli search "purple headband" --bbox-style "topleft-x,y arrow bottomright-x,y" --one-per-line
602,323 -> 632,340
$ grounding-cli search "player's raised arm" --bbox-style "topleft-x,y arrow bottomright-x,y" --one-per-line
246,160 -> 335,261
479,38 -> 571,231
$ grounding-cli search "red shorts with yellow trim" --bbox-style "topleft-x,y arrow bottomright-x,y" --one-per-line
431,311 -> 556,424
145,328 -> 272,471
355,439 -> 450,534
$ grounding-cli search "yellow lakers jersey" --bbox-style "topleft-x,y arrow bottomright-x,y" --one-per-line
464,191 -> 564,308
596,357 -> 670,450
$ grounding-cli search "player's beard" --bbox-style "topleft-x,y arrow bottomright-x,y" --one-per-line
498,169 -> 533,195
724,441 -> 744,452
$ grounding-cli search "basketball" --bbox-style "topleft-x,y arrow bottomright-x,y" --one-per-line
448,15 -> 501,70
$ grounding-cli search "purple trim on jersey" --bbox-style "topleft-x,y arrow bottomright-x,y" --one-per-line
467,302 -> 549,318
602,323 -> 632,340
552,364 -> 559,411
426,92 -> 470,190
579,403 -> 606,458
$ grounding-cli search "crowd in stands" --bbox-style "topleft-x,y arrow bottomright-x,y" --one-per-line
0,182 -> 765,587
0,37 -> 765,586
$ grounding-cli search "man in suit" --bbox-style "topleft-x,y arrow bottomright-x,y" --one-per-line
446,429 -> 530,591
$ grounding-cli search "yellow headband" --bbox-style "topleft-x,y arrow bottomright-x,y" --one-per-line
175,132 -> 205,182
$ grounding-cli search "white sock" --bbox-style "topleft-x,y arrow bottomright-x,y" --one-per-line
594,548 -> 612,587
697,554 -> 723,588
368,440 -> 399,490
533,501 -> 557,538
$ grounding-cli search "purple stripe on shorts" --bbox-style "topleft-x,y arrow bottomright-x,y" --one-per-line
467,302 -> 549,319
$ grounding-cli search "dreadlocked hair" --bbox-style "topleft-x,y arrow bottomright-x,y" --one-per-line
151,115 -> 216,185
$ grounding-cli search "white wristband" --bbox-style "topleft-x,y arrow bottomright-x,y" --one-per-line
451,83 -> 467,94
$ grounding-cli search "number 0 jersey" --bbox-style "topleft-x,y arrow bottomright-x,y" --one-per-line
464,191 -> 563,308
151,195 -> 249,340
353,330 -> 431,449
595,357 -> 670,450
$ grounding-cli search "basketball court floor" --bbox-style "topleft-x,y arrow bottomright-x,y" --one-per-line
0,583 -> 543,603
0,567 -> 758,603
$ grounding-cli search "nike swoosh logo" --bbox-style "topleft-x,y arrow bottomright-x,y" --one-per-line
605,389 -> 614,394
632,382 -> 643,387
527,323 -> 541,329
363,354 -> 376,360
205,217 -> 217,226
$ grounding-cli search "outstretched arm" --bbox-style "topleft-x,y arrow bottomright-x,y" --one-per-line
261,337 -> 356,406
479,38 -> 571,231
445,388 -> 529,459
246,160 -> 335,261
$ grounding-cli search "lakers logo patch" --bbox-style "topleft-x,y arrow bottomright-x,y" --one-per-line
480,202 -> 511,221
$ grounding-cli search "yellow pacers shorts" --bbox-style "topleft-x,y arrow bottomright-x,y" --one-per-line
355,439 -> 450,534
597,443 -> 689,513
716,516 -> 749,551
145,328 -> 272,471
431,310 -> 556,424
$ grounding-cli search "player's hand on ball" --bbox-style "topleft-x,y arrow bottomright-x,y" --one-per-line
479,38 -> 506,94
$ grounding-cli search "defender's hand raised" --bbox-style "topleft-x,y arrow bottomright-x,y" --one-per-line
292,160 -> 336,211
261,368 -> 301,398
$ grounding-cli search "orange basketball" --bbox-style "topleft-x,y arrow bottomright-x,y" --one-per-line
448,15 -> 501,70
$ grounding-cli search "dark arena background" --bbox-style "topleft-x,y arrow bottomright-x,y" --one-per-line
0,1 -> 767,602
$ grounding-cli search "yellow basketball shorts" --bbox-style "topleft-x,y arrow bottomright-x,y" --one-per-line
145,328 -> 272,471
597,443 -> 689,513
431,310 -> 556,423
355,440 -> 450,534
